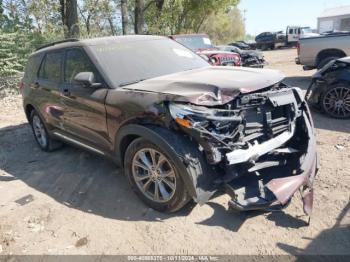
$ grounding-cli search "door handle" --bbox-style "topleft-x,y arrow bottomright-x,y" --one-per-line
62,89 -> 70,96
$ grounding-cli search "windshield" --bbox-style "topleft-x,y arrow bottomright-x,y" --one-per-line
173,36 -> 214,50
89,38 -> 209,87
301,27 -> 312,34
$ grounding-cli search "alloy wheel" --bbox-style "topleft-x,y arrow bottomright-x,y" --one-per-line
322,86 -> 350,118
131,148 -> 176,203
32,115 -> 48,148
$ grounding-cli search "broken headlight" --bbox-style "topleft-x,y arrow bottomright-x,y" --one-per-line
169,102 -> 241,125
168,102 -> 243,150
169,102 -> 215,120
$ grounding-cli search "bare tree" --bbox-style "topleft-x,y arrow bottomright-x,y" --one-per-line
78,0 -> 100,35
121,0 -> 128,34
134,0 -> 144,34
60,0 -> 80,38
108,17 -> 116,35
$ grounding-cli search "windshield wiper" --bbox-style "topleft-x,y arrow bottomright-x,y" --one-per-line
119,79 -> 146,87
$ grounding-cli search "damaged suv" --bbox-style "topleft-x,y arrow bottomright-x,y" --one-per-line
21,36 -> 318,215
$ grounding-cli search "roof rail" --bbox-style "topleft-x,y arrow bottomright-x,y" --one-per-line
35,38 -> 79,51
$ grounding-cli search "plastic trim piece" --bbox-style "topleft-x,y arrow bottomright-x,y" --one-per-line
226,124 -> 295,165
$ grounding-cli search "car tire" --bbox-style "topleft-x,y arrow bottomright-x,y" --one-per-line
30,110 -> 62,151
124,137 -> 191,213
317,56 -> 339,69
320,83 -> 350,119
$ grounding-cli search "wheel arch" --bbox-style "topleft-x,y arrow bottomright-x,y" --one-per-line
115,124 -> 216,202
25,103 -> 36,122
316,49 -> 346,66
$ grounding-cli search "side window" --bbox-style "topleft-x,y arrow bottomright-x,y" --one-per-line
289,29 -> 293,34
24,54 -> 43,83
39,51 -> 63,82
64,49 -> 97,84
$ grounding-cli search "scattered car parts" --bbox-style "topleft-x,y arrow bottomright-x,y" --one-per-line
217,45 -> 265,68
169,34 -> 241,66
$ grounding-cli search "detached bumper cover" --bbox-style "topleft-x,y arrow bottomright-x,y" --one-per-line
267,111 -> 318,215
227,109 -> 318,215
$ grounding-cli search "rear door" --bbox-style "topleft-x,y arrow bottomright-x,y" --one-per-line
60,47 -> 110,150
36,50 -> 65,130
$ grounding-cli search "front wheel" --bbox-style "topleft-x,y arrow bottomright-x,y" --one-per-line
124,138 -> 190,212
320,84 -> 350,119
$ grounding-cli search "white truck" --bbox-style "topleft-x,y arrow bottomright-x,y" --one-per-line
256,26 -> 317,50
285,26 -> 318,45
296,32 -> 350,70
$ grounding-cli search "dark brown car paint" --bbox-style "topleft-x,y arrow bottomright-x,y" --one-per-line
22,36 -> 318,214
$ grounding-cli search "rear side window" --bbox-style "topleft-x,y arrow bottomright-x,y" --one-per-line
23,54 -> 43,83
64,49 -> 97,83
39,51 -> 63,82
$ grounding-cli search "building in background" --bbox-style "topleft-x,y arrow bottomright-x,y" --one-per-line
317,5 -> 350,33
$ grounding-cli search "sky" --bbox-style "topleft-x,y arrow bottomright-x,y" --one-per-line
238,0 -> 350,35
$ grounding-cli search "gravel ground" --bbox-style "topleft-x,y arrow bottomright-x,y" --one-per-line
0,48 -> 349,256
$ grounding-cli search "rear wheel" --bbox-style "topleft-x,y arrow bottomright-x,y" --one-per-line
320,84 -> 350,119
124,137 -> 190,212
30,110 -> 62,151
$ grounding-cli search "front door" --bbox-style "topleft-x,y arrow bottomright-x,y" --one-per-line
60,48 -> 111,150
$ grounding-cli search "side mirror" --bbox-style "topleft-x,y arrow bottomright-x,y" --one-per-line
73,72 -> 102,88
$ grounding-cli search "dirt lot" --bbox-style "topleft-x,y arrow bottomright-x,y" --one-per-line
0,48 -> 349,256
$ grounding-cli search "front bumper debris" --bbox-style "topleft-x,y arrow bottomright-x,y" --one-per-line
225,110 -> 318,215
170,85 -> 318,216
226,124 -> 295,165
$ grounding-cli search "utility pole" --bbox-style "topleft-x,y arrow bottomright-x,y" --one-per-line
243,9 -> 247,27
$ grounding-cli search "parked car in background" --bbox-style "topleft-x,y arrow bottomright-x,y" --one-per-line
21,35 -> 317,215
228,41 -> 251,50
296,31 -> 350,69
255,32 -> 284,50
242,40 -> 257,50
306,57 -> 350,118
217,45 -> 265,68
170,34 -> 241,66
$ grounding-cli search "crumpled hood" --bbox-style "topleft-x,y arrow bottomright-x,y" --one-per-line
122,66 -> 285,106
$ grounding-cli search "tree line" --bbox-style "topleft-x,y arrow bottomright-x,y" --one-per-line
0,0 -> 245,77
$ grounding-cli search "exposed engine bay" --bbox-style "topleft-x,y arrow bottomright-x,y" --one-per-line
168,83 -> 318,215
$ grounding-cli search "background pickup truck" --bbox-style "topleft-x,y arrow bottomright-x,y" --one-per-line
296,32 -> 350,70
